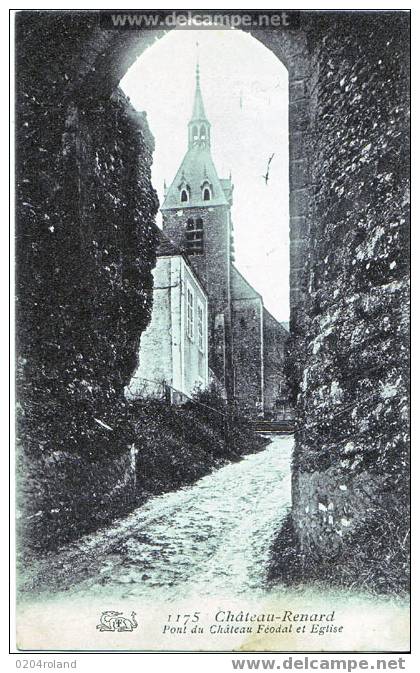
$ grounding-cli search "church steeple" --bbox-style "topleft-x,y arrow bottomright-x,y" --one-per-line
188,63 -> 211,149
160,60 -> 234,399
161,64 -> 230,211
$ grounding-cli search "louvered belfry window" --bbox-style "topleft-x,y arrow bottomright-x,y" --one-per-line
186,218 -> 204,255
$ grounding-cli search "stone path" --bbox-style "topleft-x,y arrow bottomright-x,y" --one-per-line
20,435 -> 293,602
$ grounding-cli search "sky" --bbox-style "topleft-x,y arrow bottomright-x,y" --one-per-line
121,29 -> 289,322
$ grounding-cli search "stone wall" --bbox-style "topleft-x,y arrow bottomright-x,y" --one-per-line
15,13 -> 159,551
231,267 -> 264,417
16,84 -> 158,460
232,298 -> 264,417
17,447 -> 138,555
263,309 -> 290,419
290,12 -> 410,568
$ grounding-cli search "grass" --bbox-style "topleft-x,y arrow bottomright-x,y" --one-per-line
267,506 -> 409,597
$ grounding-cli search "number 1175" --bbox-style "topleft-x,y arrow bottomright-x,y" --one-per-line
166,612 -> 200,625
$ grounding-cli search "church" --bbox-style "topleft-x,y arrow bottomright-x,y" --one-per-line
130,65 -> 290,420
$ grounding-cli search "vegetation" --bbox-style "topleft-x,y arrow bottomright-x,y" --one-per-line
17,385 -> 267,561
267,504 -> 409,596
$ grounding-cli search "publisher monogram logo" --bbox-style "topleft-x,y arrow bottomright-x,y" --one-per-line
96,610 -> 138,632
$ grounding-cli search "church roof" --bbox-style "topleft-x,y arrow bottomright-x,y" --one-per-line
220,178 -> 233,203
161,146 -> 229,210
191,63 -> 207,121
263,306 -> 289,334
156,229 -> 183,256
231,265 -> 262,302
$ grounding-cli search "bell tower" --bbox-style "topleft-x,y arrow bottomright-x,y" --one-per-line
161,63 -> 234,399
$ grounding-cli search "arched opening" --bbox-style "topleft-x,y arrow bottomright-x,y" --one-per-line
118,31 -> 305,436
75,24 -> 309,331
18,22 -> 311,429
120,28 -> 302,426
122,29 -> 295,328
201,180 -> 212,202
200,124 -> 207,142
46,21 -> 310,333
17,12 -> 410,612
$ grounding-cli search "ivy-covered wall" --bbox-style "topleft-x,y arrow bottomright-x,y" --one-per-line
15,14 -> 159,551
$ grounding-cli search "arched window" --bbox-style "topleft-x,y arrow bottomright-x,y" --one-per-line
187,218 -> 194,230
181,189 -> 189,203
196,218 -> 203,229
201,180 -> 212,202
192,125 -> 198,140
200,124 -> 207,140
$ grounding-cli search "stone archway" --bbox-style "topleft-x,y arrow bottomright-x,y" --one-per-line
16,12 -> 313,546
16,10 -> 410,584
72,23 -> 312,326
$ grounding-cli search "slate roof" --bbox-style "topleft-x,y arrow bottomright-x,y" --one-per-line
191,64 -> 207,121
220,177 -> 233,203
161,146 -> 229,210
156,229 -> 183,257
231,265 -> 262,302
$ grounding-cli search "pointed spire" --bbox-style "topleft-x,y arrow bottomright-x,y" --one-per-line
161,47 -> 229,212
191,61 -> 208,121
188,56 -> 211,148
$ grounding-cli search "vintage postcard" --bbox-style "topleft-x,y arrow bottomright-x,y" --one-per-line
13,8 -> 410,653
